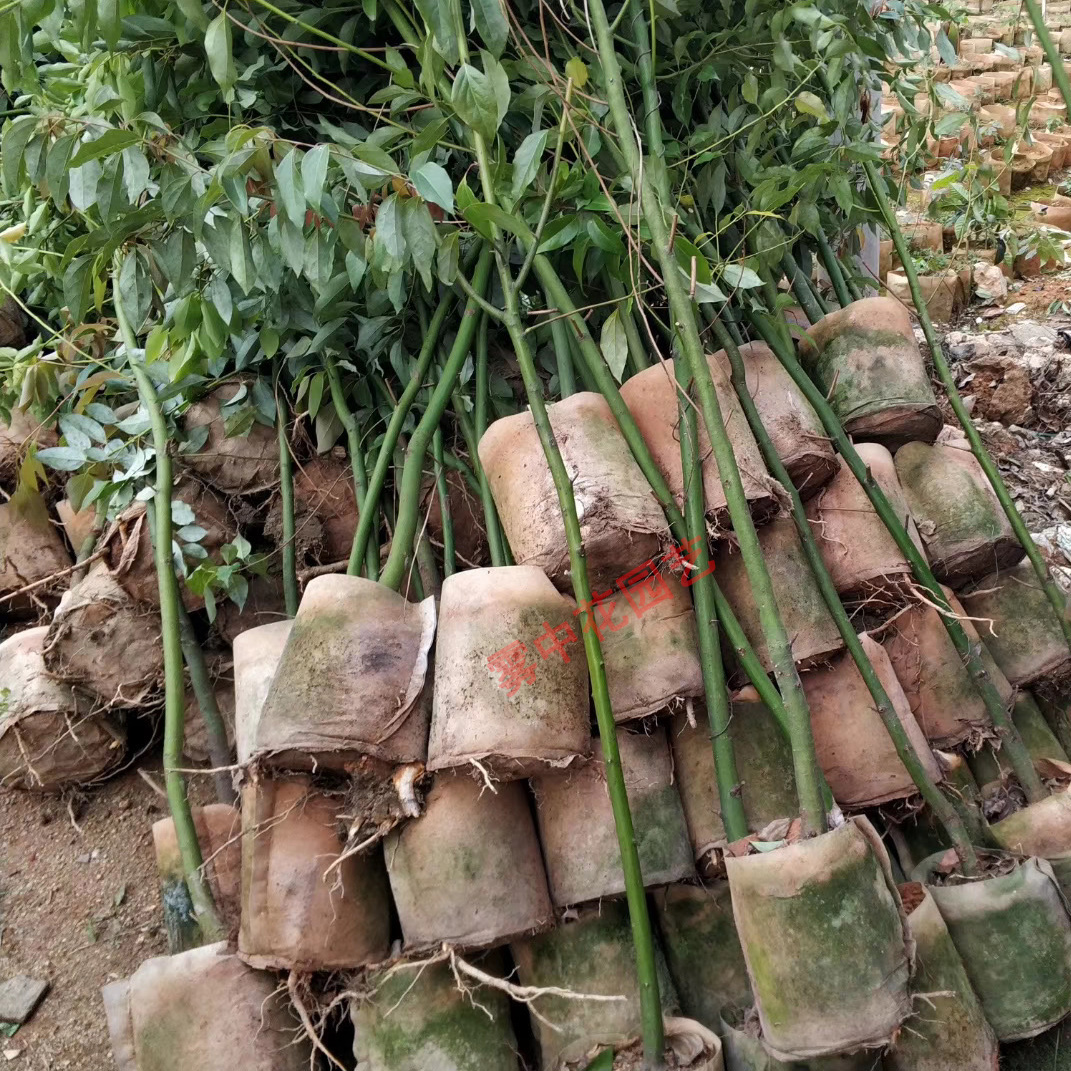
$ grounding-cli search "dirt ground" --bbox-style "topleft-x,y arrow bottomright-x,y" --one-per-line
0,766 -> 173,1070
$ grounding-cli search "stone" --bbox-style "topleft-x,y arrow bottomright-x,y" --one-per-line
0,977 -> 49,1024
1010,321 -> 1060,349
973,262 -> 1008,305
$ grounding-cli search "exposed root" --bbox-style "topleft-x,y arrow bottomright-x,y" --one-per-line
287,971 -> 346,1071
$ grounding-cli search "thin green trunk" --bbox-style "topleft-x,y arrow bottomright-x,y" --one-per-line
782,251 -> 824,324
712,315 -> 977,874
812,232 -> 852,308
325,354 -> 379,580
176,604 -> 236,807
276,390 -> 299,617
604,0 -> 826,834
380,251 -> 493,591
676,362 -> 748,843
127,359 -> 223,943
549,314 -> 578,398
432,427 -> 456,576
474,314 -> 509,567
531,245 -> 835,812
748,310 -> 1047,803
864,159 -> 1071,656
346,298 -> 453,577
1021,0 -> 1071,113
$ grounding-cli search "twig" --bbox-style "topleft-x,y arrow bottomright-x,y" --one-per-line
0,547 -> 107,605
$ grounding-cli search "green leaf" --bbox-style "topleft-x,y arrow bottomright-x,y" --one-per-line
743,73 -> 759,105
411,160 -> 454,212
482,52 -> 511,128
934,112 -> 968,137
301,144 -> 330,210
536,215 -> 578,253
117,249 -> 151,333
60,413 -> 107,445
456,178 -> 477,213
936,27 -> 958,67
401,198 -> 436,290
582,1051 -> 614,1071
413,0 -> 459,64
565,57 -> 588,87
511,129 -> 549,200
2,116 -> 37,196
452,64 -> 500,141
68,129 -> 141,170
45,133 -> 76,207
600,309 -> 628,383
174,0 -> 208,30
275,151 -> 306,228
36,446 -> 87,472
376,195 -> 405,262
437,229 -> 459,284
462,201 -> 527,239
720,262 -> 764,289
794,91 -> 828,121
63,255 -> 95,323
204,12 -> 236,102
230,224 -> 254,294
471,0 -> 508,57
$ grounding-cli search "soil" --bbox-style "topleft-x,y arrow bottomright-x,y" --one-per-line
0,763 -> 212,1070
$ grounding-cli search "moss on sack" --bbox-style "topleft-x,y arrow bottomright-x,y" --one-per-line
354,960 -> 519,1071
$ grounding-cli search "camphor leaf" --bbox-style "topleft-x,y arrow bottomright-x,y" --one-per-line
720,262 -> 764,289
410,160 -> 454,212
934,112 -> 968,138
470,0 -> 509,57
414,0 -> 459,64
511,129 -> 549,200
565,57 -> 588,87
204,12 -> 237,102
794,91 -> 829,121
452,64 -> 501,142
68,128 -> 140,169
36,446 -> 87,472
275,150 -> 306,228
401,198 -> 436,290
482,52 -> 511,130
437,229 -> 460,284
301,144 -> 330,210
117,249 -> 152,333
600,309 -> 629,383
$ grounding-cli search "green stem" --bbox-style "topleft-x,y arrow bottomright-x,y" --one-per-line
276,390 -> 299,618
500,278 -> 666,1068
176,604 -> 237,807
1021,0 -> 1071,113
380,251 -> 493,591
126,358 -> 223,942
452,17 -> 664,1051
532,248 -> 834,811
432,427 -> 456,576
782,251 -> 824,324
607,274 -> 649,375
837,255 -> 864,301
712,315 -> 977,873
812,232 -> 852,308
602,0 -> 826,834
747,308 -> 1047,803
325,355 -> 379,580
346,298 -> 453,577
676,361 -> 748,843
863,159 -> 1071,656
474,313 -> 508,567
549,314 -> 578,398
